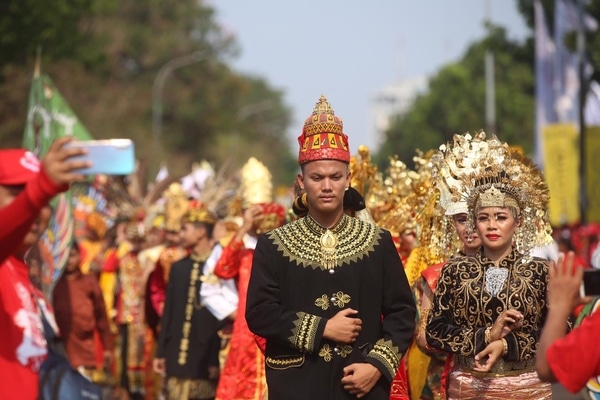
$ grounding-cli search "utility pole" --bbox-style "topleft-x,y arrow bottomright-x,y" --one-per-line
484,0 -> 496,134
577,0 -> 588,223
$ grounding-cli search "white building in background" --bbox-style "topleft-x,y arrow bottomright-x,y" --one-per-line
370,76 -> 428,151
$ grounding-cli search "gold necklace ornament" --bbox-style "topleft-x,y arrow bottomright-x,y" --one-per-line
320,229 -> 338,272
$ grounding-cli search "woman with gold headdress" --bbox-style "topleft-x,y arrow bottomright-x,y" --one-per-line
425,133 -> 554,399
409,146 -> 484,400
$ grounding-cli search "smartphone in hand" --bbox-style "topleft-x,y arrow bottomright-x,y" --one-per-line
65,139 -> 135,175
581,269 -> 600,297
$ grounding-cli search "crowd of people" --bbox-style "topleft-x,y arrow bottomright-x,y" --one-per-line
1,95 -> 600,400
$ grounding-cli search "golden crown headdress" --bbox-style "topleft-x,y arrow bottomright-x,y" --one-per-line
163,183 -> 189,232
432,132 -> 553,257
240,157 -> 273,207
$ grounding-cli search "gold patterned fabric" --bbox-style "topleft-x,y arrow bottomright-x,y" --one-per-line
165,376 -> 216,400
447,369 -> 551,399
426,248 -> 549,361
268,213 -> 381,270
290,312 -> 322,353
156,256 -> 222,396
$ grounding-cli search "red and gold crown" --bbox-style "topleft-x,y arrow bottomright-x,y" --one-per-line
297,94 -> 350,164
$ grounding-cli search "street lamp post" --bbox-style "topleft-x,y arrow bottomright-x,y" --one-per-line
231,99 -> 274,155
152,50 -> 208,140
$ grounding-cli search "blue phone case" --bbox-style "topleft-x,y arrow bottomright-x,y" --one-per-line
67,139 -> 135,175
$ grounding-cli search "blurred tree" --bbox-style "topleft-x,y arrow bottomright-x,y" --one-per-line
0,0 -> 111,70
378,24 -> 534,166
0,0 -> 297,186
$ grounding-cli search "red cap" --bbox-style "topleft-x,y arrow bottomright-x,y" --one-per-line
0,149 -> 41,185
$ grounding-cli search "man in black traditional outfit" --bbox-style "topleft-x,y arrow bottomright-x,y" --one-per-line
153,201 -> 221,400
246,95 -> 416,399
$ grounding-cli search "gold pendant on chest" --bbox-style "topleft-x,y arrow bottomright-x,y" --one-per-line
320,229 -> 338,271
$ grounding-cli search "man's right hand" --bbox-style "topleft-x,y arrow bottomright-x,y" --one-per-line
42,137 -> 90,186
323,308 -> 362,344
153,358 -> 166,376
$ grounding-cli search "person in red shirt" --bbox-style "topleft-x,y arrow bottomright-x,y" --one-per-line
536,252 -> 600,394
52,243 -> 114,377
0,138 -> 88,400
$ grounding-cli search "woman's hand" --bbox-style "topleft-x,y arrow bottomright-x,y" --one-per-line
490,309 -> 523,341
474,340 -> 504,372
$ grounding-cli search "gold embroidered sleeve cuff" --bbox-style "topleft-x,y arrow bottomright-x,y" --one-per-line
289,312 -> 322,353
366,339 -> 401,380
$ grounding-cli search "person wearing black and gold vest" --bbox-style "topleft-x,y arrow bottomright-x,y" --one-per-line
154,201 -> 221,400
426,133 -> 554,399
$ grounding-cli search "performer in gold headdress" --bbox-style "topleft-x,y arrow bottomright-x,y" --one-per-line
410,138 -> 485,400
214,157 -> 285,400
245,95 -> 416,399
425,133 -> 554,399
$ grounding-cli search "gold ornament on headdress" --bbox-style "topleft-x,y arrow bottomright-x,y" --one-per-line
399,150 -> 447,286
182,201 -> 217,225
364,152 -> 427,237
240,157 -> 273,207
349,145 -> 379,197
163,183 -> 189,232
432,132 -> 553,257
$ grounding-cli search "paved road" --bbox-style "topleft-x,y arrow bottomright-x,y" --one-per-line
553,383 -> 586,400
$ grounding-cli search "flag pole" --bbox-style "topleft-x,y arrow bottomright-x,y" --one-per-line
34,46 -> 41,79
577,0 -> 588,224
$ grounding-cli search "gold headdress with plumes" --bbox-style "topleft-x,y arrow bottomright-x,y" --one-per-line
432,132 -> 553,257
400,150 -> 447,286
240,157 -> 273,206
163,183 -> 189,232
239,157 -> 285,234
365,153 -> 423,236
349,145 -> 379,197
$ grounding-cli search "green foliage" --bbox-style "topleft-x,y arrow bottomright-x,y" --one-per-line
377,24 -> 535,167
0,0 -> 297,186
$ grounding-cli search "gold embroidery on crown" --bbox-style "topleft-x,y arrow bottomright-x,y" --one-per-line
478,185 -> 504,207
477,185 -> 520,212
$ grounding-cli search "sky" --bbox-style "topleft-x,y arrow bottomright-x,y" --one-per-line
209,0 -> 530,153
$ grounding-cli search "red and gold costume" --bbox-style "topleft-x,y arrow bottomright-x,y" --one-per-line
214,237 -> 265,400
115,240 -> 148,398
214,158 -> 286,400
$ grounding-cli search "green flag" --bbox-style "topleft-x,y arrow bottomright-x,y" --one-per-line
23,73 -> 93,153
22,73 -> 93,297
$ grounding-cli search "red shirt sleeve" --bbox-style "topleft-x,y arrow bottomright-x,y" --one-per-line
546,310 -> 600,393
214,238 -> 244,279
0,167 -> 66,264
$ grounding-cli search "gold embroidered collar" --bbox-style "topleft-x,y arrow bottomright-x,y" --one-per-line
269,213 -> 381,271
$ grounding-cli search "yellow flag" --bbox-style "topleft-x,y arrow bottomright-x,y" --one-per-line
542,124 -> 580,225
586,126 -> 600,222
